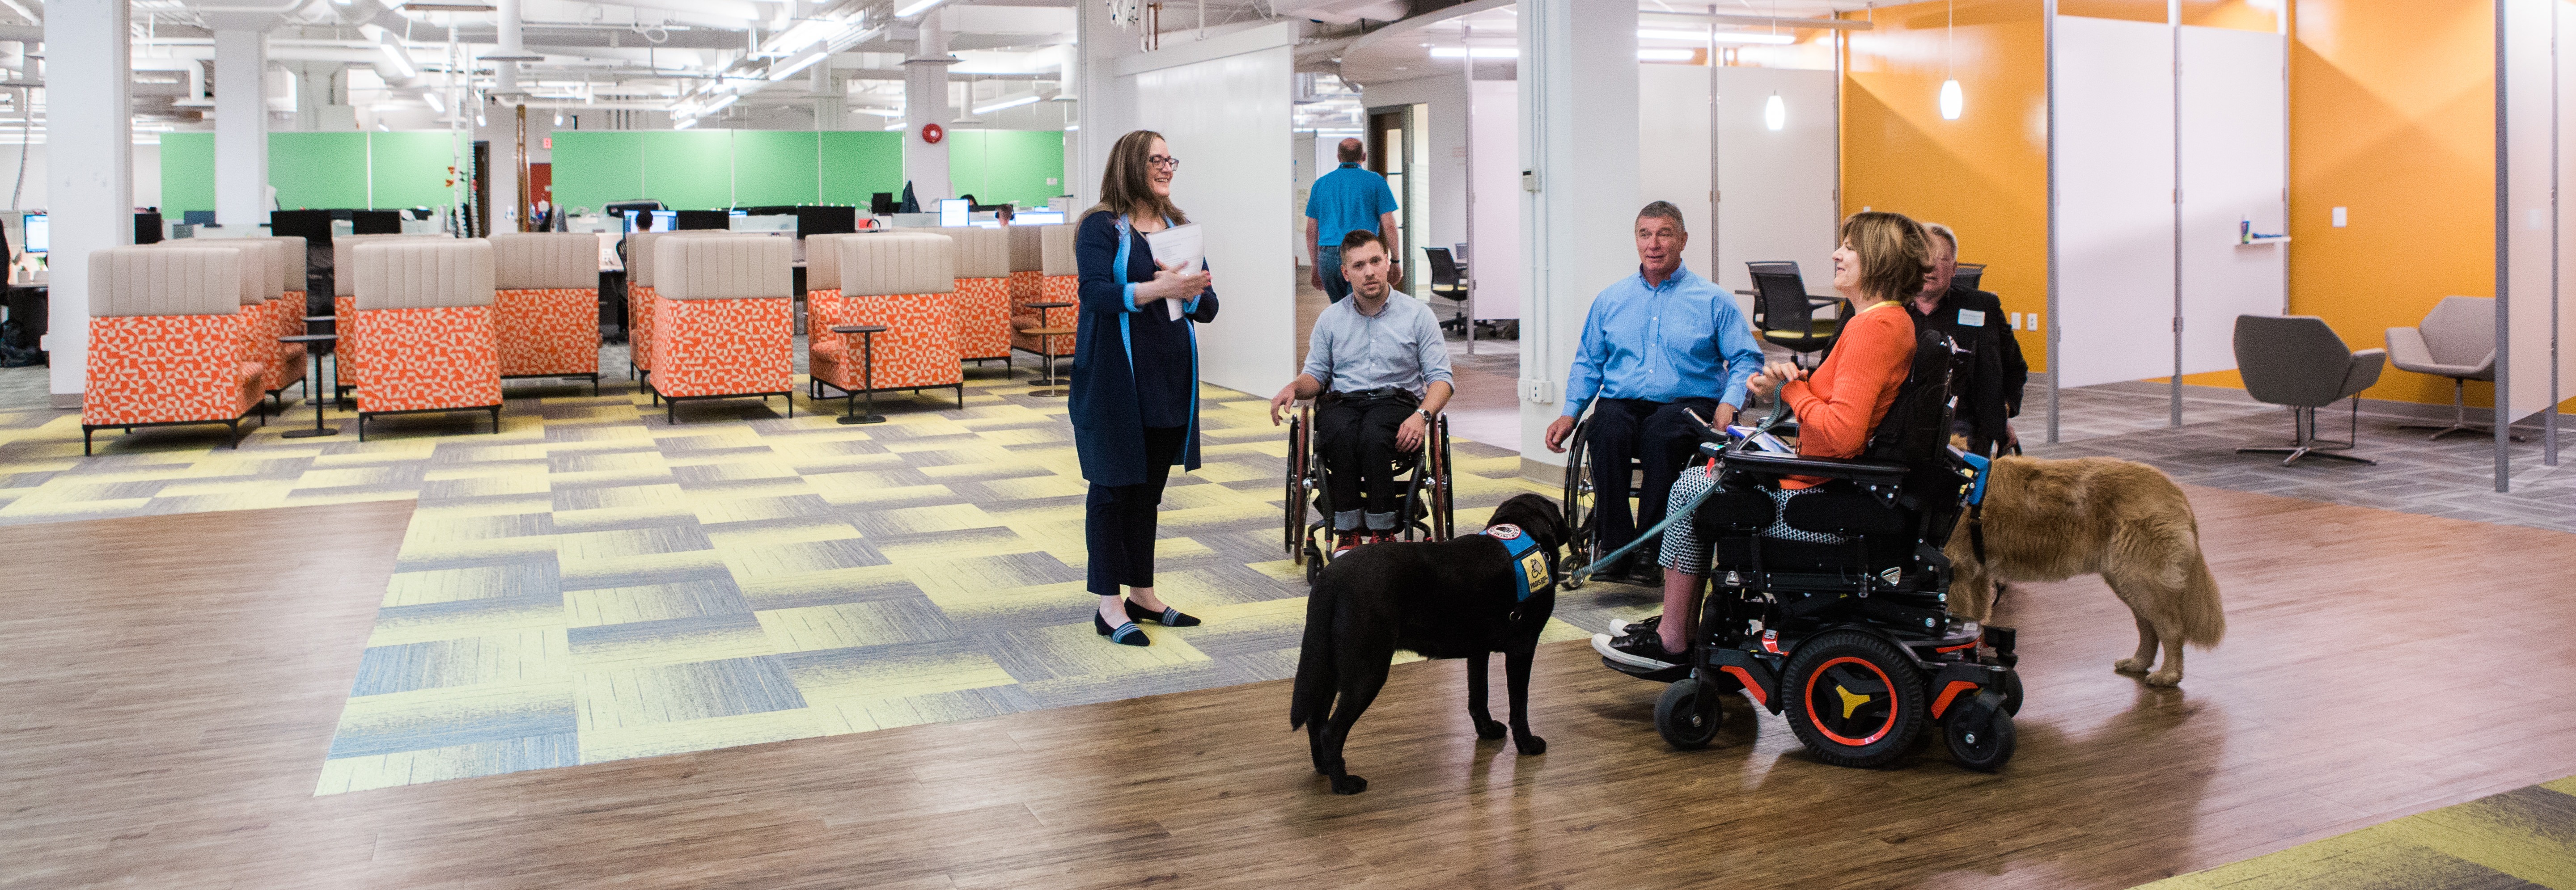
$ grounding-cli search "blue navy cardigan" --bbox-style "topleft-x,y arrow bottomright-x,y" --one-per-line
1069,210 -> 1221,487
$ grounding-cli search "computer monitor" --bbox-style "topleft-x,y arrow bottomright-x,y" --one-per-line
1013,210 -> 1066,226
795,206 -> 857,239
869,193 -> 896,215
937,199 -> 968,228
182,210 -> 216,227
673,209 -> 728,230
350,210 -> 402,235
22,213 -> 47,253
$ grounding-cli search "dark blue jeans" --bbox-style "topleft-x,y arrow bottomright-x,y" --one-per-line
1316,246 -> 1352,303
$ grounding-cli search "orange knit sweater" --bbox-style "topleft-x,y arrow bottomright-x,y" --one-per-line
1778,300 -> 1915,489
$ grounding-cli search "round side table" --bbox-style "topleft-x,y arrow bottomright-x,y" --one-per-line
1022,302 -> 1073,387
1023,327 -> 1075,398
280,332 -> 339,439
828,324 -> 889,424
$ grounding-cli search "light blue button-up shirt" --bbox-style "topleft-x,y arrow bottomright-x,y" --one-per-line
1561,262 -> 1765,418
1302,293 -> 1454,397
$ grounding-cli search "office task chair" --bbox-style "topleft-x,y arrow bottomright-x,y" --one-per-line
2384,295 -> 2519,441
1952,262 -> 1986,293
1424,247 -> 1470,334
2233,314 -> 2385,466
1748,261 -> 1838,365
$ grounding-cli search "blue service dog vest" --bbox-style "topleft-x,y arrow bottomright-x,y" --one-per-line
1482,524 -> 1551,603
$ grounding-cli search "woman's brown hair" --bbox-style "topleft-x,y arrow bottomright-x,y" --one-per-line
1838,211 -> 1932,303
1085,130 -> 1189,227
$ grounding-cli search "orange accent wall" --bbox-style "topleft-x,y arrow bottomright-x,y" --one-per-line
1842,0 -> 2052,371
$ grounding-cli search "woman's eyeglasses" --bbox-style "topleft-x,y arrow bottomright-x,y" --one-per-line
1146,155 -> 1181,170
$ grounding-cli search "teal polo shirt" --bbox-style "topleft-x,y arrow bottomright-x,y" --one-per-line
1305,163 -> 1399,247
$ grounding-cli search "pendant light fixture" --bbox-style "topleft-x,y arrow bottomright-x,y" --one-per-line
1764,93 -> 1786,131
1938,0 -> 1963,120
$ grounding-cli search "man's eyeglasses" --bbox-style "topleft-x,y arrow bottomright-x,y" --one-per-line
1146,155 -> 1181,170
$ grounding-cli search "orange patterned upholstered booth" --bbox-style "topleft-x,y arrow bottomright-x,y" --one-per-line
813,231 -> 961,409
165,237 -> 303,402
238,236 -> 311,400
351,238 -> 503,439
331,233 -> 428,396
800,231 -> 858,384
81,247 -> 267,454
622,230 -> 727,388
650,234 -> 796,422
936,225 -> 1014,371
489,232 -> 602,392
1010,223 -> 1078,359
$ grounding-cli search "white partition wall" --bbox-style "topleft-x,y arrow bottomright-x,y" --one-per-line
2177,26 -> 2290,375
2502,0 -> 2559,484
1123,34 -> 1297,397
1639,65 -> 1714,272
2048,14 -> 2287,429
1469,78 -> 1521,322
1713,67 -> 1840,301
2051,16 -> 2178,391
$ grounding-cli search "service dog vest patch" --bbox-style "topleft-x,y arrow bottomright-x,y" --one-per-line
1482,524 -> 1551,602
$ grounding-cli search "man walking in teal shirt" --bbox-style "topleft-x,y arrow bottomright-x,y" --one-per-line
1305,138 -> 1402,303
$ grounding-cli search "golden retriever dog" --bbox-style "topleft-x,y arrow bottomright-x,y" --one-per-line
1944,456 -> 2225,687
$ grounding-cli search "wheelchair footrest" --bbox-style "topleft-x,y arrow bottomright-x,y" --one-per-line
1601,657 -> 1691,684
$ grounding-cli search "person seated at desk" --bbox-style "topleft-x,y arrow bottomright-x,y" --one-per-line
1542,201 -> 1765,588
1595,211 -> 1931,671
1270,230 -> 1454,548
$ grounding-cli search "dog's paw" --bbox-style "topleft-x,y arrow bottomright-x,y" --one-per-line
2113,657 -> 2152,675
1474,718 -> 1507,741
1514,734 -> 1547,755
1330,774 -> 1369,795
2144,670 -> 2183,688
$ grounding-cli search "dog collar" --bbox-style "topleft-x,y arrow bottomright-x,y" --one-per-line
1482,524 -> 1552,602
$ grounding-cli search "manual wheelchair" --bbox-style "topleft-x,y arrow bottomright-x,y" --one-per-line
1281,400 -> 1456,586
1606,329 -> 2025,772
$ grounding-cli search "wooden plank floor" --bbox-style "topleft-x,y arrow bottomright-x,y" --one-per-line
4,486 -> 2574,889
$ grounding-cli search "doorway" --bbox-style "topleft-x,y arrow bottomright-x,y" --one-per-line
1367,104 -> 1428,296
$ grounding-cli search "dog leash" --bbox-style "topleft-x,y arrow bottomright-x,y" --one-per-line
1565,401 -> 1789,586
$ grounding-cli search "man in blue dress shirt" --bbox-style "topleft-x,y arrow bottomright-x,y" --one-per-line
1305,138 -> 1402,304
1542,202 -> 1765,586
1271,230 -> 1453,549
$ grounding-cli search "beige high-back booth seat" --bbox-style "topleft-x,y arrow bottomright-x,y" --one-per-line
157,237 -> 302,397
1012,224 -> 1080,358
488,232 -> 604,388
648,235 -> 796,420
937,226 -> 1015,364
349,239 -> 503,438
81,247 -> 267,453
623,229 -> 732,379
811,231 -> 962,406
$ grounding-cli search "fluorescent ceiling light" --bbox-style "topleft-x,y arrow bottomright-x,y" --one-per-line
883,121 -> 906,130
675,117 -> 697,130
767,48 -> 828,81
1710,32 -> 1796,45
702,94 -> 740,114
371,39 -> 418,80
1637,29 -> 1709,41
1428,47 -> 1517,59
894,0 -> 952,18
1638,48 -> 1696,61
852,107 -> 906,118
973,94 -> 1040,115
422,91 -> 445,113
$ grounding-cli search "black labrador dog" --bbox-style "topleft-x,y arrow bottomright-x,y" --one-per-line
1290,493 -> 1566,794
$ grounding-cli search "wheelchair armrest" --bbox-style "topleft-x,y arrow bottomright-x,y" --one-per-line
1716,449 -> 1911,485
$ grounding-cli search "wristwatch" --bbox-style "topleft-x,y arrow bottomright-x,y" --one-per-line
1415,409 -> 1432,422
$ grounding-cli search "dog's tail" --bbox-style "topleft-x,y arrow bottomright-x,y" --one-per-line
1290,577 -> 1337,731
2177,548 -> 2226,649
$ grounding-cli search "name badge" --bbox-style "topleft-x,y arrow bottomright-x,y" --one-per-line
1957,308 -> 1987,328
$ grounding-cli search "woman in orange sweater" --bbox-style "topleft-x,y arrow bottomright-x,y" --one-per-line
1597,211 -> 1930,671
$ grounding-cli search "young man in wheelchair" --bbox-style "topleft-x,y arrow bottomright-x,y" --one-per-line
1595,211 -> 1932,671
1270,230 -> 1454,549
1544,202 -> 1766,588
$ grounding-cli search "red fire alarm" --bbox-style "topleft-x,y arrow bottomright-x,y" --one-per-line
542,136 -> 553,150
921,122 -> 945,144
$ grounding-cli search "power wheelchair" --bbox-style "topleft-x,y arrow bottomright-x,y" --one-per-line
1604,329 -> 2025,772
1281,400 -> 1456,586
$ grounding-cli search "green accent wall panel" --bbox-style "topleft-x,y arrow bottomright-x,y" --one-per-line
369,132 -> 459,210
819,131 -> 903,207
640,131 -> 733,210
158,132 -> 215,215
949,130 -> 1064,209
549,131 -> 644,215
730,131 -> 819,207
268,132 -> 370,210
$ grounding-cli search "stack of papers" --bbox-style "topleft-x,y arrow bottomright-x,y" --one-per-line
1144,223 -> 1204,320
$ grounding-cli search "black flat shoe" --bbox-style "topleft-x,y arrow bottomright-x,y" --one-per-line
1126,599 -> 1202,628
1095,612 -> 1149,646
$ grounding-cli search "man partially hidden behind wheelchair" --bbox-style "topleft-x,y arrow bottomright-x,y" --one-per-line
1270,229 -> 1454,549
1544,202 -> 1765,587
1595,211 -> 1933,671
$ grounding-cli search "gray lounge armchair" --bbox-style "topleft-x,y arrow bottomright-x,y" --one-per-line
2385,295 -> 2519,441
2234,315 -> 2386,466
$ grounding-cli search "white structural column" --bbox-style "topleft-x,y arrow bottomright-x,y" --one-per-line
43,0 -> 134,407
903,9 -> 954,202
212,27 -> 270,228
491,0 -> 527,230
1517,0 -> 1639,469
811,64 -> 845,131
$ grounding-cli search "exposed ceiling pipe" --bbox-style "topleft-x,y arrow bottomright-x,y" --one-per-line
493,0 -> 528,96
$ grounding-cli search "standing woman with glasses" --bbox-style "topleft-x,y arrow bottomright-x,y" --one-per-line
1074,130 -> 1220,646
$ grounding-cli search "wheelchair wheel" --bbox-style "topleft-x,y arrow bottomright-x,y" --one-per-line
1654,675 -> 1725,750
1782,630 -> 1928,769
1284,414 -> 1309,558
1999,668 -> 2024,716
1559,415 -> 1597,587
1942,692 -> 2016,772
1304,540 -> 1324,586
